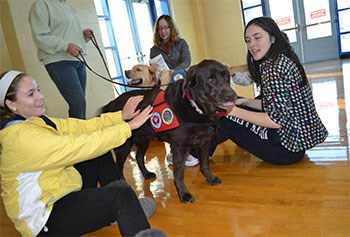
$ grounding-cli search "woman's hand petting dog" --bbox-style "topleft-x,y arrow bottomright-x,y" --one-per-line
122,95 -> 144,120
122,95 -> 153,130
127,105 -> 153,130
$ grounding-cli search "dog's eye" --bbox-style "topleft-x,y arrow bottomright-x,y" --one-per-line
136,68 -> 142,72
208,78 -> 216,85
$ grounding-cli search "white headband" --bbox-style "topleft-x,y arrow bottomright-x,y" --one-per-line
0,70 -> 23,108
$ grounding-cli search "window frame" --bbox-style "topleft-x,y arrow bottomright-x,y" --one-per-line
94,0 -> 170,93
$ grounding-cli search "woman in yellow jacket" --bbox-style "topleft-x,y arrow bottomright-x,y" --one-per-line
0,70 -> 166,236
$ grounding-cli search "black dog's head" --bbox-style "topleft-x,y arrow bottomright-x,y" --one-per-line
184,59 -> 237,116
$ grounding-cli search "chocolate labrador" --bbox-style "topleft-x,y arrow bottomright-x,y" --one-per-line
102,59 -> 237,203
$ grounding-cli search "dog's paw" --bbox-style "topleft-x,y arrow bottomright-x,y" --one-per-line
144,172 -> 156,179
180,193 -> 195,204
206,176 -> 222,186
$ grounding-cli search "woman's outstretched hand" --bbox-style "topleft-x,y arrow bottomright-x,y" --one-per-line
121,96 -> 153,130
122,95 -> 144,120
127,105 -> 153,130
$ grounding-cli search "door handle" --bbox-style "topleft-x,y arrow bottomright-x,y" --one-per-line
282,23 -> 301,32
137,52 -> 146,61
301,19 -> 337,30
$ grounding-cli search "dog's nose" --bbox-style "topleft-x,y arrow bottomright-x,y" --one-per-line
125,70 -> 130,78
226,88 -> 237,102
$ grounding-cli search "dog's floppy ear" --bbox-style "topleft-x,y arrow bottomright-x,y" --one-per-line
149,66 -> 158,75
149,67 -> 159,84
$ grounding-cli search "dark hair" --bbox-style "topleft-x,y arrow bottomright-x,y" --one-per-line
153,15 -> 181,47
245,17 -> 308,86
0,71 -> 26,118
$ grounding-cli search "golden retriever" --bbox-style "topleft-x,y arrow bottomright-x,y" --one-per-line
124,64 -> 173,90
124,63 -> 250,90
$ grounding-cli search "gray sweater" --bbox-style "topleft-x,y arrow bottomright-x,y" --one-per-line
150,39 -> 191,70
29,0 -> 88,65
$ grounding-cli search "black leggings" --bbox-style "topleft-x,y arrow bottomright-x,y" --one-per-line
207,116 -> 305,165
73,150 -> 123,189
38,180 -> 150,237
38,152 -> 150,236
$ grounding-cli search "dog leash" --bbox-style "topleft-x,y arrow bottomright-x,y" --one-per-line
76,32 -> 170,91
89,32 -> 111,79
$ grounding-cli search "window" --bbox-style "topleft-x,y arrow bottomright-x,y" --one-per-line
336,0 -> 350,57
241,0 -> 265,26
94,0 -> 169,93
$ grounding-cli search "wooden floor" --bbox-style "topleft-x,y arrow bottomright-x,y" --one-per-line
1,58 -> 349,236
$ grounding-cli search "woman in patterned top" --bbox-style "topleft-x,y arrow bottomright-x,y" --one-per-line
208,16 -> 328,164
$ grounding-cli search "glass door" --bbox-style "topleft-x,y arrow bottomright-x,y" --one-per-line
94,0 -> 169,93
266,0 -> 302,58
298,0 -> 338,62
107,0 -> 154,72
266,0 -> 339,63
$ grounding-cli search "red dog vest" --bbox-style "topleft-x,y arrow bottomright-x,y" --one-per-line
150,91 -> 180,132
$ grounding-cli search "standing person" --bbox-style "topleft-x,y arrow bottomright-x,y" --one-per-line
207,17 -> 328,165
29,0 -> 91,119
150,15 -> 198,167
29,0 -> 108,186
0,71 -> 167,237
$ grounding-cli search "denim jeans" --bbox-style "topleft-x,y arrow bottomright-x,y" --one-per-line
45,60 -> 87,119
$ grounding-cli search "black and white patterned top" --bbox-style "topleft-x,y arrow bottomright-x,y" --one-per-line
260,54 -> 328,152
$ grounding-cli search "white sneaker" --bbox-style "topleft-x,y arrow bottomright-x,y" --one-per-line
166,153 -> 199,167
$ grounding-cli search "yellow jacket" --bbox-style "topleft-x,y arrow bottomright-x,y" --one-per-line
0,112 -> 131,236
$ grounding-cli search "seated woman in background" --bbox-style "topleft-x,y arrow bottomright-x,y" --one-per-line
150,14 -> 197,167
0,71 -> 166,237
206,17 -> 328,165
150,14 -> 191,71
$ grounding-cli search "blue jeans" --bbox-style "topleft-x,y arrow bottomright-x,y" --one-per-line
45,60 -> 87,119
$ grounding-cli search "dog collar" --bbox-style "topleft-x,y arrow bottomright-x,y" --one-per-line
185,92 -> 203,114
